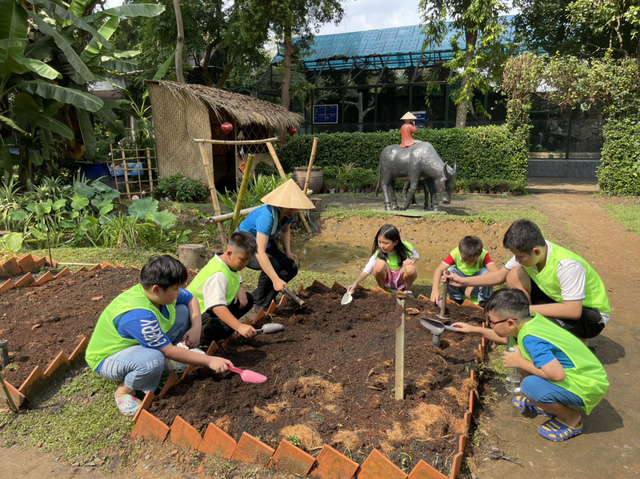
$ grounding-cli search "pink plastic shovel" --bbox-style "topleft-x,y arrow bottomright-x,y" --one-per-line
227,366 -> 267,384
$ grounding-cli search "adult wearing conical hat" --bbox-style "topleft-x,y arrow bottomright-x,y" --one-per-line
400,111 -> 417,148
238,179 -> 315,311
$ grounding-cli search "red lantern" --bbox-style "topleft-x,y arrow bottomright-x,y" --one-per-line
287,126 -> 297,136
221,122 -> 233,134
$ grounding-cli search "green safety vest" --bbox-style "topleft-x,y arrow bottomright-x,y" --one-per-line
517,313 -> 609,415
375,241 -> 414,271
450,247 -> 488,276
187,255 -> 240,312
523,242 -> 610,313
85,284 -> 176,371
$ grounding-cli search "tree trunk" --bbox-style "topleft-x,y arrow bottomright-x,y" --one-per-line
216,61 -> 235,89
202,42 -> 221,87
281,28 -> 293,111
455,29 -> 478,128
173,0 -> 185,83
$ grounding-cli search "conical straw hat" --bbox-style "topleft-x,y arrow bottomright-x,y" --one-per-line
261,178 -> 315,210
401,111 -> 417,120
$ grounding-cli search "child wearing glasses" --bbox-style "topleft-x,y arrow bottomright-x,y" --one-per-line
452,288 -> 608,442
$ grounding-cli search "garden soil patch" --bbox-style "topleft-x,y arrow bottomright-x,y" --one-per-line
0,267 -> 196,387
149,284 -> 484,475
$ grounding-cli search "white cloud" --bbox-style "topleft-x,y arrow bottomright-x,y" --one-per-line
317,0 -> 422,35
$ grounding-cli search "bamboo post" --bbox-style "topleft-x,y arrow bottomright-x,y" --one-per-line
196,142 -> 228,245
110,144 -> 120,195
395,294 -> 406,400
265,141 -> 287,178
146,147 -> 154,194
440,277 -> 448,318
266,141 -> 312,234
206,206 -> 261,225
136,148 -> 143,195
121,149 -> 131,198
228,154 -> 255,236
302,137 -> 319,194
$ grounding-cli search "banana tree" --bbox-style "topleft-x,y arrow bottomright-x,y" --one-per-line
0,0 -> 164,184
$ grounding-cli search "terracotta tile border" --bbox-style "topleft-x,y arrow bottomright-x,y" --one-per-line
0,260 -> 130,408
129,282 -> 485,478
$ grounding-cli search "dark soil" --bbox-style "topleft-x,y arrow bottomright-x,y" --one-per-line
0,268 -> 141,386
0,267 -> 196,387
149,284 -> 484,475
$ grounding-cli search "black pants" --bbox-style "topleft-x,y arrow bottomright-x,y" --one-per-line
530,280 -> 605,339
246,244 -> 298,310
200,293 -> 254,345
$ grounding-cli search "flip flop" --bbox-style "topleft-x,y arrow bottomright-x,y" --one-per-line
512,395 -> 556,417
115,392 -> 141,416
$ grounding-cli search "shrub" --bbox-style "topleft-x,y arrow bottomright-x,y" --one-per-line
156,175 -> 208,202
597,119 -> 640,196
279,125 -> 528,190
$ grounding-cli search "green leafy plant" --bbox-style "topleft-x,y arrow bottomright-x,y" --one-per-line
0,232 -> 24,254
286,435 -> 301,447
156,175 -> 208,202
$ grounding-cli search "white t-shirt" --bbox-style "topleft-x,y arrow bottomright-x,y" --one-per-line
362,246 -> 420,275
202,255 -> 242,310
504,241 -> 609,323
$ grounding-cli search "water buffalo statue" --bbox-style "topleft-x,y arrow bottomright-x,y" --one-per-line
376,141 -> 457,211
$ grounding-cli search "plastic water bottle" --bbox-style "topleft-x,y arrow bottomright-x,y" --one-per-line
505,347 -> 521,394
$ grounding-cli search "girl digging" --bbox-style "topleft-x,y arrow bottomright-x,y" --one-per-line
347,224 -> 419,294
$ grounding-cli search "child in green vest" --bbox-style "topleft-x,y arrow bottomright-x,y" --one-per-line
347,224 -> 419,294
86,255 -> 232,416
452,289 -> 608,441
187,232 -> 258,347
445,219 -> 610,340
430,235 -> 498,306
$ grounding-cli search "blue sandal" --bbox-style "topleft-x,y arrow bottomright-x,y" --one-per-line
512,396 -> 556,417
538,418 -> 584,442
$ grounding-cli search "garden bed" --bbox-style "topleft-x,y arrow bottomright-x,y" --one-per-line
148,284 -> 484,476
0,266 -> 142,387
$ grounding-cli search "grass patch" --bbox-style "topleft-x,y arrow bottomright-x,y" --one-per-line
26,247 -> 166,269
0,368 -> 134,462
601,202 -> 640,235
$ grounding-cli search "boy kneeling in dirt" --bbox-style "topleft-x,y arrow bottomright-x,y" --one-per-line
187,231 -> 258,347
453,289 -> 608,441
85,255 -> 232,416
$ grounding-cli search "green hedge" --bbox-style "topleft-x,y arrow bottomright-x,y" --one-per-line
598,120 -> 640,196
279,125 -> 529,187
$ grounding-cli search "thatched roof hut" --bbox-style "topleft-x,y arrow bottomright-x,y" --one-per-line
145,80 -> 302,190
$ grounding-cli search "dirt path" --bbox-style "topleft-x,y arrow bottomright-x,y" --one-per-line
469,178 -> 640,478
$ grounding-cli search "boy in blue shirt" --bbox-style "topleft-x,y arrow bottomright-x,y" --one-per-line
86,255 -> 232,416
453,289 -> 608,441
431,235 -> 497,306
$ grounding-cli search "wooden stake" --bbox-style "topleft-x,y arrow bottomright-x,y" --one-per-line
440,277 -> 448,318
395,294 -> 405,400
196,141 -> 228,245
302,137 -> 319,194
228,154 -> 255,236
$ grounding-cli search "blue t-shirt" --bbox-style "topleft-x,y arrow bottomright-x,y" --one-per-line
95,288 -> 193,372
522,335 -> 575,370
238,205 -> 294,246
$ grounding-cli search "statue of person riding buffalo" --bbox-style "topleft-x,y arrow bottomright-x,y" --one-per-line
376,112 -> 457,211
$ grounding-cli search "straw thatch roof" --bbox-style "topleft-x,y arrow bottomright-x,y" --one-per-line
145,80 -> 302,131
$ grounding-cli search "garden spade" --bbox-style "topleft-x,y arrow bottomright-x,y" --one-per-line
227,366 -> 267,384
282,287 -> 307,312
420,317 -> 458,347
255,323 -> 285,334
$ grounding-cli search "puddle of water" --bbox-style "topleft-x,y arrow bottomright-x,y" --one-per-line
292,238 -> 368,276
